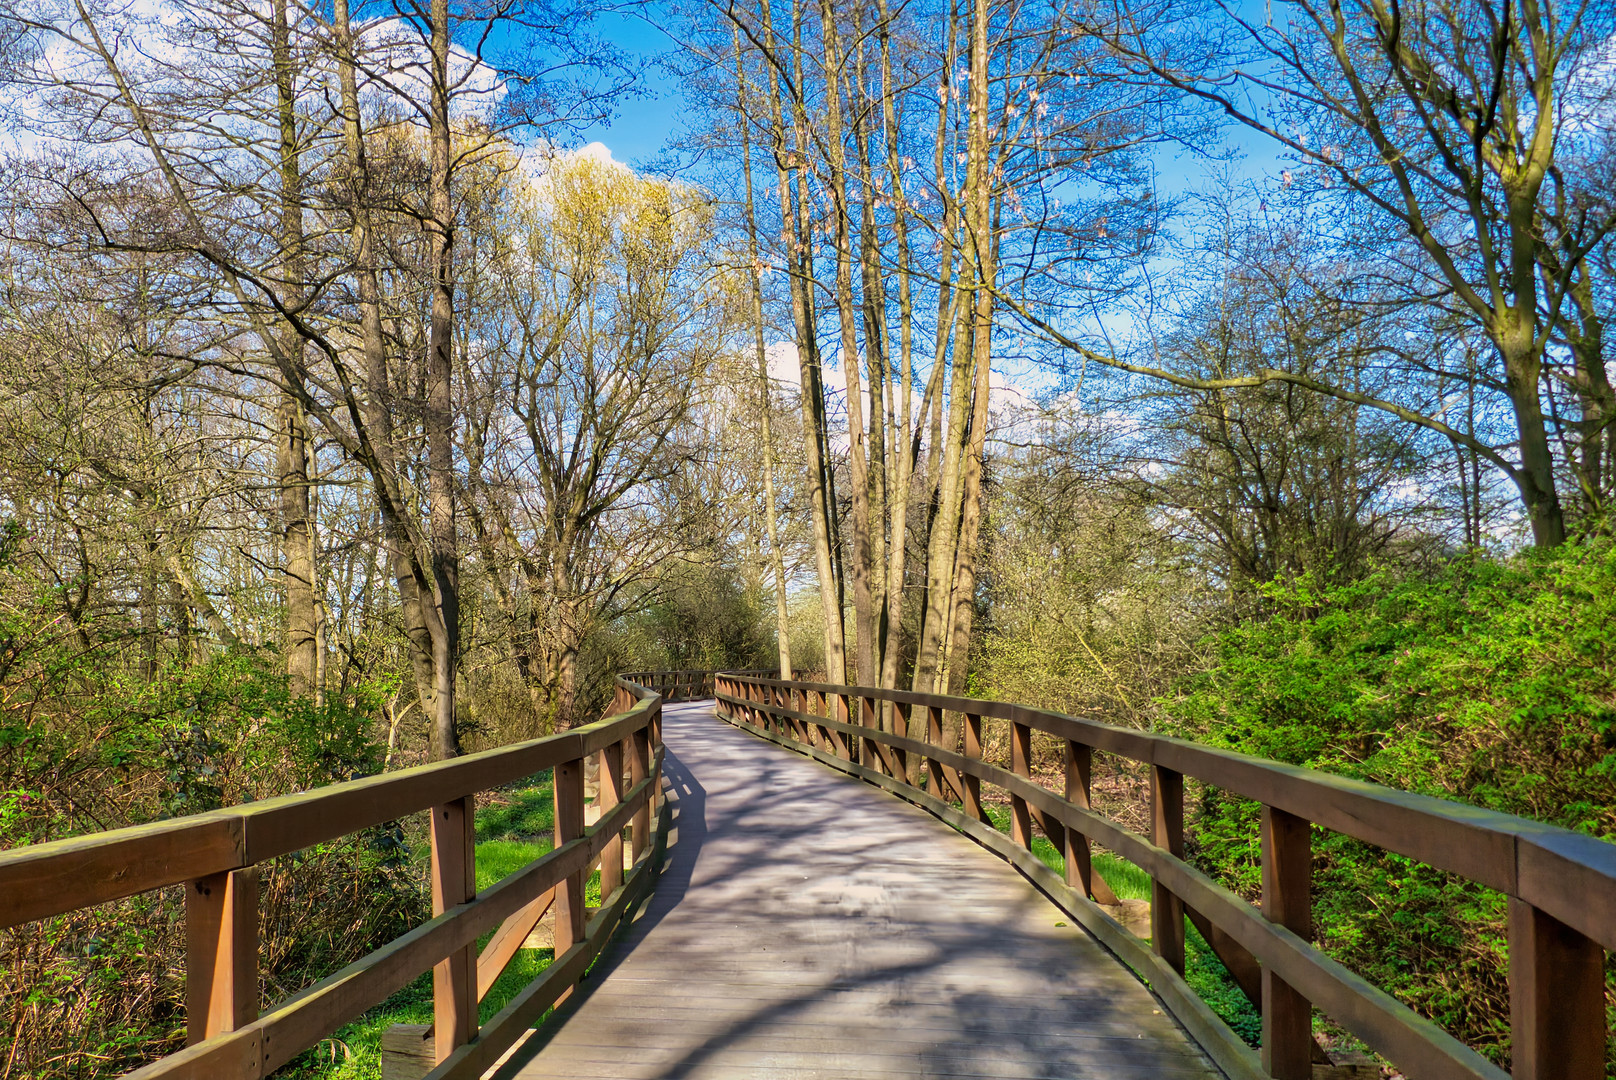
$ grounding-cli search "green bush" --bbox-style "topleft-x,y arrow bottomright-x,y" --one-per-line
0,574 -> 423,1078
1163,538 -> 1616,1068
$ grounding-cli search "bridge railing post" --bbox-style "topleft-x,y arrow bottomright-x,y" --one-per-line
962,713 -> 985,821
822,692 -> 839,758
553,749 -> 587,1000
1508,898 -> 1605,1080
858,695 -> 877,772
1150,765 -> 1186,975
893,701 -> 914,786
185,864 -> 259,1044
600,738 -> 626,899
1062,742 -> 1118,904
1260,805 -> 1312,1079
775,683 -> 787,733
630,722 -> 652,863
813,690 -> 834,757
925,705 -> 945,801
1010,721 -> 1033,850
651,698 -> 664,814
431,795 -> 478,1061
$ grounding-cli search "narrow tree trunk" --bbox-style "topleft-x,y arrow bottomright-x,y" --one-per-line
876,0 -> 914,700
271,0 -> 317,699
425,0 -> 460,757
943,107 -> 998,697
1562,264 -> 1615,517
910,6 -> 964,695
1497,311 -> 1565,547
818,1 -> 876,688
761,0 -> 846,682
734,36 -> 793,679
335,0 -> 448,741
851,34 -> 891,697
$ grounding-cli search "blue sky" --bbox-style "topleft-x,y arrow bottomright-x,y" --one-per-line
569,8 -> 688,166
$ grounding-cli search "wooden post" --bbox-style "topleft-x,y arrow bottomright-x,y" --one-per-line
185,865 -> 259,1044
860,695 -> 879,772
1063,742 -> 1118,904
962,713 -> 984,821
554,754 -> 587,984
1508,898 -> 1605,1080
814,690 -> 833,755
1261,805 -> 1312,1079
893,701 -> 914,786
832,693 -> 847,759
600,739 -> 626,898
650,702 -> 664,812
630,725 -> 651,862
926,705 -> 946,800
1010,721 -> 1033,850
785,687 -> 804,743
1150,766 -> 1186,975
430,796 -> 477,1060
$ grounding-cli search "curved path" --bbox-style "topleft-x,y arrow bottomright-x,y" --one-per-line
494,700 -> 1224,1080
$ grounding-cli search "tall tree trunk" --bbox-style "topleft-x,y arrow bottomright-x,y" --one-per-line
943,115 -> 998,697
910,5 -> 965,694
735,35 -> 793,679
1561,263 -> 1615,517
425,0 -> 461,757
335,0 -> 447,744
271,0 -> 317,699
819,0 -> 875,688
875,0 -> 918,759
761,0 -> 846,682
1497,315 -> 1565,547
852,33 -> 890,696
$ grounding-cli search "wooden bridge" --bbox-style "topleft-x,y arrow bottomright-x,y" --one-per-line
2,671 -> 1613,1080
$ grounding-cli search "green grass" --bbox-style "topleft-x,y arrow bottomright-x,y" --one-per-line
278,775 -> 574,1079
971,800 -> 1263,1047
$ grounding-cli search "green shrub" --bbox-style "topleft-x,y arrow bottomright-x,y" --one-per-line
1163,538 -> 1616,1069
0,579 -> 423,1079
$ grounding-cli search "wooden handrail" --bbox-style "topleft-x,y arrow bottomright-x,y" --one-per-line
714,674 -> 1615,1080
617,669 -> 775,702
0,675 -> 671,1080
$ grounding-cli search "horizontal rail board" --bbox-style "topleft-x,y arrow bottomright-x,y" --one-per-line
0,699 -> 658,931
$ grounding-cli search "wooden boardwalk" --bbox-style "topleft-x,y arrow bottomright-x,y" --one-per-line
492,700 -> 1223,1080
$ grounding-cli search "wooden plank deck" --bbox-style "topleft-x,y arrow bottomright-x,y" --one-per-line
492,700 -> 1225,1080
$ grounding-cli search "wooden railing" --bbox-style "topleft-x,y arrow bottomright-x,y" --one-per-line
617,669 -> 773,703
0,676 -> 669,1080
714,674 -> 1616,1080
